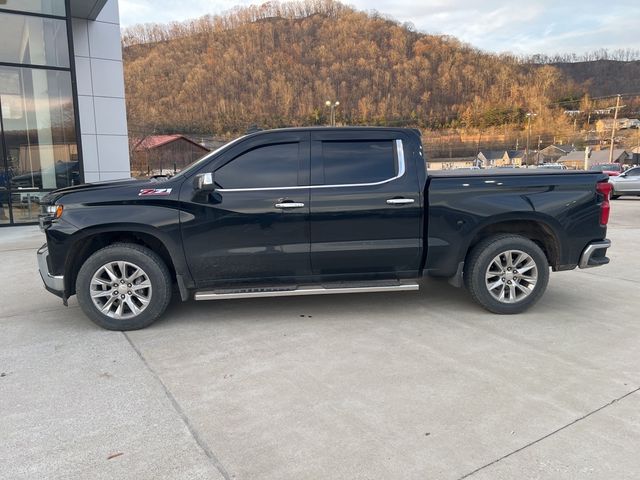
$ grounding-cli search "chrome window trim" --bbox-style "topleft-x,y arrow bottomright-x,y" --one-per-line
217,139 -> 405,192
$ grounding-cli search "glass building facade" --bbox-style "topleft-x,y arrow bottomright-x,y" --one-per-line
0,0 -> 130,225
0,1 -> 80,224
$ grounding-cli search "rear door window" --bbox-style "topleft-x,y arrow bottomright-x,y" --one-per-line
321,140 -> 395,185
216,142 -> 300,189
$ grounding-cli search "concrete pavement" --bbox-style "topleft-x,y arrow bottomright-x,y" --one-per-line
1,199 -> 639,479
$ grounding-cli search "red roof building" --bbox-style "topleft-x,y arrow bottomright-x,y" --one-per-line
131,135 -> 210,176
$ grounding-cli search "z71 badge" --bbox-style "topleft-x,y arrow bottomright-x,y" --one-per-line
138,188 -> 172,196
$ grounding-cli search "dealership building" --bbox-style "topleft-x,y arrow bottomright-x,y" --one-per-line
0,0 -> 130,225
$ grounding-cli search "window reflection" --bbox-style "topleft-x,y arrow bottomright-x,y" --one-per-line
0,2 -> 76,225
0,134 -> 8,224
10,190 -> 50,223
0,66 -> 78,195
0,0 -> 66,17
0,12 -> 69,68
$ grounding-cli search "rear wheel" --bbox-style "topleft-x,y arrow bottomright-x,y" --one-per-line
76,243 -> 172,330
465,234 -> 550,314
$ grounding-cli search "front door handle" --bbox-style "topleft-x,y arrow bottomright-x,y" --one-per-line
386,198 -> 415,205
275,202 -> 305,209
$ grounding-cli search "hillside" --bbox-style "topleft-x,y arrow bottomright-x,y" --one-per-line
121,0 -> 633,137
551,60 -> 640,97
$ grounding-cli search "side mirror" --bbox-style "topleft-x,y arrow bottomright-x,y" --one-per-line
194,172 -> 215,191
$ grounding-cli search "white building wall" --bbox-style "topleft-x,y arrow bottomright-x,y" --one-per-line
71,0 -> 130,182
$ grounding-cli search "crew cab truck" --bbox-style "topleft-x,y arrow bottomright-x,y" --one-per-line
37,127 -> 612,330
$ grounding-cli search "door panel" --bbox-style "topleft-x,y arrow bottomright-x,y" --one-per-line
309,132 -> 422,279
180,132 -> 311,287
616,168 -> 640,192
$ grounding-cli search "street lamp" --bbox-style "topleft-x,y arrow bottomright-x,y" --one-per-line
325,100 -> 340,127
525,112 -> 537,165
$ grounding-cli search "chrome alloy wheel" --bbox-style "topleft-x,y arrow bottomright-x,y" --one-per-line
90,261 -> 152,319
485,250 -> 538,304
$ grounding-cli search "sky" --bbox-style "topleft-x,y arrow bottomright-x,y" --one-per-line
118,0 -> 640,56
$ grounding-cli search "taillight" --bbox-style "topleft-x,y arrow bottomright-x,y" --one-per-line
596,181 -> 612,225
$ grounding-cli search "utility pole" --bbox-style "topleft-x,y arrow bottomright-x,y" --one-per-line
525,112 -> 536,165
584,146 -> 591,171
635,125 -> 640,166
608,94 -> 622,164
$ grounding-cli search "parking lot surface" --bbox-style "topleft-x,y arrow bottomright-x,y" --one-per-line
1,199 -> 639,480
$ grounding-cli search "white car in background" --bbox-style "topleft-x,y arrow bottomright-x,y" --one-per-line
609,166 -> 640,199
538,163 -> 567,170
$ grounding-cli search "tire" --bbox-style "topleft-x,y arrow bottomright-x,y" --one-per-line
76,243 -> 172,330
464,234 -> 550,314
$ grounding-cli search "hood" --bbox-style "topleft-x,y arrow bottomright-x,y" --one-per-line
42,177 -> 171,204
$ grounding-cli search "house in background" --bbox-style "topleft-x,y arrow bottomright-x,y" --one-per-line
558,149 -> 630,169
506,150 -> 526,165
187,136 -> 227,151
477,150 -> 524,167
428,157 -> 477,170
476,150 -> 505,167
131,135 -> 210,176
595,118 -> 640,133
538,145 -> 574,164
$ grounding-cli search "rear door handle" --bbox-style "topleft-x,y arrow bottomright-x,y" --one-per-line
386,198 -> 415,205
275,202 -> 305,209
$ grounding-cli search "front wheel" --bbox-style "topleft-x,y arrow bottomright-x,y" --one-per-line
76,243 -> 172,330
465,234 -> 550,314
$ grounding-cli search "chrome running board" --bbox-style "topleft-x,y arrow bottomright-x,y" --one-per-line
194,283 -> 419,301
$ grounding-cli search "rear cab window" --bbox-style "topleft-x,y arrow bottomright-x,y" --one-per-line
309,130 -> 413,187
321,140 -> 396,185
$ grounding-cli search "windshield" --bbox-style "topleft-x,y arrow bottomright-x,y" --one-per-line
171,134 -> 247,179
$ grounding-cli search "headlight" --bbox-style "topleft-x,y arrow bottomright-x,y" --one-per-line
45,204 -> 64,219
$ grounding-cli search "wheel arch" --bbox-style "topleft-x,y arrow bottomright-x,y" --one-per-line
63,225 -> 181,297
464,216 -> 562,269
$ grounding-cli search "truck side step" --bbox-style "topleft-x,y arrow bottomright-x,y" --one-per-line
194,283 -> 419,301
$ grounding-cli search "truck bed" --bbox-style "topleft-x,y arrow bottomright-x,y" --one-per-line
424,168 -> 608,279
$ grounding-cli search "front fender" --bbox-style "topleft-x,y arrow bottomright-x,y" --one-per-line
44,203 -> 191,294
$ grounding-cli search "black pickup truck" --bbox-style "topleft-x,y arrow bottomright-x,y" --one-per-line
38,127 -> 612,330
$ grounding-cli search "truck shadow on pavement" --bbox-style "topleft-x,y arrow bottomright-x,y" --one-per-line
53,273 -> 596,332
150,276 -> 574,331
